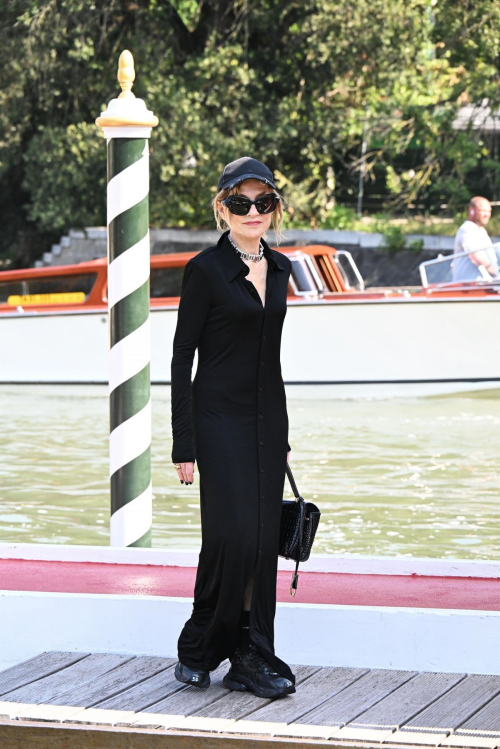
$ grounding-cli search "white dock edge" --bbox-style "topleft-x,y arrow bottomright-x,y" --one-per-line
1,590 -> 500,676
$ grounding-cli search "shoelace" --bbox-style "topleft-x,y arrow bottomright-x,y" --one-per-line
246,646 -> 279,676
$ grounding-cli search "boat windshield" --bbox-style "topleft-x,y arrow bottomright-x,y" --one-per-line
419,243 -> 500,287
289,252 -> 325,296
333,251 -> 365,291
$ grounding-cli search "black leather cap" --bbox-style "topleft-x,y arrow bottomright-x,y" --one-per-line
217,156 -> 277,192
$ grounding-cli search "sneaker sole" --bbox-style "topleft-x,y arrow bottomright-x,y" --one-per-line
174,663 -> 210,689
222,673 -> 295,699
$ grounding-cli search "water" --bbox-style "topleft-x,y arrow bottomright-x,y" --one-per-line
0,385 -> 499,558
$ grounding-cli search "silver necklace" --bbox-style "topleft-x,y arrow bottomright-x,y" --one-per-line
228,233 -> 264,262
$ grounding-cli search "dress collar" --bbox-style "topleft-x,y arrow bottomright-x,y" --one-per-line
217,230 -> 286,282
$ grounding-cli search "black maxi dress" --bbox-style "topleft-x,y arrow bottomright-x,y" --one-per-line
170,229 -> 294,685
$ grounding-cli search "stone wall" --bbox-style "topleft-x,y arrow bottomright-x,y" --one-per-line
36,226 -> 500,288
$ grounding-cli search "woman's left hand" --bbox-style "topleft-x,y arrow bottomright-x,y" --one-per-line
287,451 -> 290,463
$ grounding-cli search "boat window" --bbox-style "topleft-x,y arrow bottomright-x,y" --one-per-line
419,255 -> 453,286
1,273 -> 97,305
289,254 -> 325,296
150,267 -> 185,298
333,251 -> 365,291
0,281 -> 28,303
26,274 -> 97,297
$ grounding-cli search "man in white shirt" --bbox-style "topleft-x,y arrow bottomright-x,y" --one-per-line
452,196 -> 499,282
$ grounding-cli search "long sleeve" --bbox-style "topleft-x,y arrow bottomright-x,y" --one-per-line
171,260 -> 211,463
286,258 -> 292,455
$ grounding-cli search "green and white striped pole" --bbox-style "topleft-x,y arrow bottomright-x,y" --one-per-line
96,51 -> 158,547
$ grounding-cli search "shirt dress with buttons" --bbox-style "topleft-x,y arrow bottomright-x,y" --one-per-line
171,229 -> 294,684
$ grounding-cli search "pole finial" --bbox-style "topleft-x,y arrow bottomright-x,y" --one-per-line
118,50 -> 136,99
96,49 -> 158,130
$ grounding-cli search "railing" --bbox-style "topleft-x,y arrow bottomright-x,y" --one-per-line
419,243 -> 500,288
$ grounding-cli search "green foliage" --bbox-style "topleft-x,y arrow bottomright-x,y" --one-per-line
408,238 -> 425,254
379,226 -> 424,255
24,123 -> 106,231
1,0 -> 500,266
320,206 -> 359,231
381,225 -> 407,254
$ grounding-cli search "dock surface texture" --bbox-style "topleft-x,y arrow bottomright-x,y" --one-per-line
1,654 -> 500,748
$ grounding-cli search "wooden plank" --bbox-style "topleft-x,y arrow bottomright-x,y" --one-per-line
180,715 -> 241,733
441,734 -> 500,749
332,725 -> 395,742
175,666 -> 321,736
460,691 -> 500,733
292,668 -> 417,728
72,660 -> 183,725
1,653 -> 133,704
348,671 -> 465,729
90,659 -> 178,712
390,728 -> 451,744
273,723 -> 340,740
224,667 -> 368,737
17,656 -> 172,723
234,667 -> 367,725
404,675 -> 500,731
67,708 -> 138,727
132,663 -> 230,729
190,665 -> 321,721
0,652 -> 89,696
224,719 -> 291,736
0,701 -> 37,720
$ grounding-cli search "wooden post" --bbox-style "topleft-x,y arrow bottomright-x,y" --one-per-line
96,51 -> 159,547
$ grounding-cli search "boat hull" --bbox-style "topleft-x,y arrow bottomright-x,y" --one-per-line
1,297 -> 499,396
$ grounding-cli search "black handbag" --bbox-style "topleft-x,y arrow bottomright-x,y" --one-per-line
279,463 -> 321,597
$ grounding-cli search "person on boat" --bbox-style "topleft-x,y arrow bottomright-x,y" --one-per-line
170,156 -> 295,699
452,197 -> 499,282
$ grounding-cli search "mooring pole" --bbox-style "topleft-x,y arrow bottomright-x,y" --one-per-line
96,51 -> 159,547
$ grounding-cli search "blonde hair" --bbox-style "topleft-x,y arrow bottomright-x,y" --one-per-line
212,182 -> 285,245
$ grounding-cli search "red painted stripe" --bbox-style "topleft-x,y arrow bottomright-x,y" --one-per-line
1,559 -> 500,610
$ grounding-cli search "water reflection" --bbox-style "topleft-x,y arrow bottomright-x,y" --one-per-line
0,385 -> 499,558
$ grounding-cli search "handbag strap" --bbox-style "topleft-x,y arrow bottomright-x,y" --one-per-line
285,462 -> 300,499
285,462 -> 305,596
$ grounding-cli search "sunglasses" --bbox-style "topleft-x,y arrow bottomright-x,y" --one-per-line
221,193 -> 280,216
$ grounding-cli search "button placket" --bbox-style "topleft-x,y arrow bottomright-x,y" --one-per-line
256,299 -> 268,565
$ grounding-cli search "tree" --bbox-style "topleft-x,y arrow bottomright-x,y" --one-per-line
1,0 -> 499,267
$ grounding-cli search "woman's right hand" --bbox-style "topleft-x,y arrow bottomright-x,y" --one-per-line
175,462 -> 195,485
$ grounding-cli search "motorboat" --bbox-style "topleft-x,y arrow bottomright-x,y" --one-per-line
1,242 -> 499,396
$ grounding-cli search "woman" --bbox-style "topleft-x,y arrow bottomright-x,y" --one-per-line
170,156 -> 295,699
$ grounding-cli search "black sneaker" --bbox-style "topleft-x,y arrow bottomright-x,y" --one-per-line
222,643 -> 295,698
174,661 -> 210,689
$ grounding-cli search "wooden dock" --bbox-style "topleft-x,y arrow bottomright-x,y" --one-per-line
1,653 -> 500,748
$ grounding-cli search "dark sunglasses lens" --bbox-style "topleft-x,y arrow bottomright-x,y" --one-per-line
226,197 -> 251,215
256,195 -> 279,214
